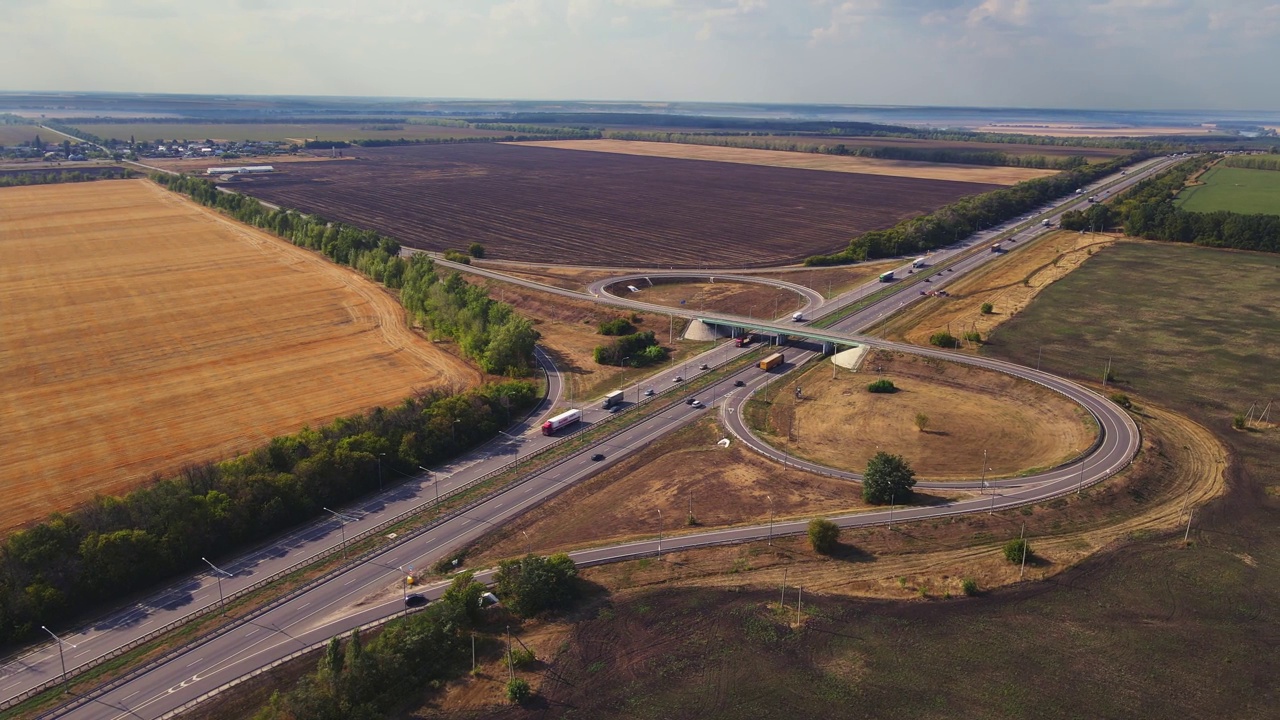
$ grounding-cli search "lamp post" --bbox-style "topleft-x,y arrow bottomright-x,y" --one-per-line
377,452 -> 385,492
419,466 -> 440,505
322,507 -> 349,558
656,509 -> 663,558
767,495 -> 774,545
522,530 -> 531,556
202,557 -> 233,615
41,626 -> 76,695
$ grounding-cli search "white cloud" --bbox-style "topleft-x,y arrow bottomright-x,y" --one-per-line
810,0 -> 882,44
966,0 -> 1031,27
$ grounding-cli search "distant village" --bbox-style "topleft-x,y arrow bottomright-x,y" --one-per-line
1,133 -> 297,162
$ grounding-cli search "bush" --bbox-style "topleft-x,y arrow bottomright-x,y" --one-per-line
963,330 -> 982,343
863,452 -> 916,505
593,330 -> 664,366
509,647 -> 536,668
1003,538 -> 1031,564
598,317 -> 635,336
1233,413 -> 1247,430
961,578 -> 979,596
980,302 -> 994,314
929,331 -> 960,348
467,242 -> 486,258
913,413 -> 930,432
808,518 -> 840,554
506,677 -> 532,703
1110,393 -> 1133,409
866,379 -> 896,393
494,553 -> 579,617
443,250 -> 471,264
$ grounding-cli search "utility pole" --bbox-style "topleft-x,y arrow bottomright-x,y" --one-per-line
1019,524 -> 1027,580
1184,510 -> 1194,545
980,449 -> 988,494
1103,357 -> 1112,387
796,585 -> 803,628
377,452 -> 385,492
1077,458 -> 1087,495
322,507 -> 350,558
41,626 -> 76,695
202,557 -> 233,615
506,625 -> 515,680
656,508 -> 663,558
767,495 -> 774,545
1036,345 -> 1043,372
522,530 -> 531,556
780,568 -> 788,609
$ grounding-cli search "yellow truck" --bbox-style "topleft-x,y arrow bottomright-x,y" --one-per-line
759,352 -> 784,371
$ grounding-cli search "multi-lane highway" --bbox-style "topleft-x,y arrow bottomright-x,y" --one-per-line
16,155 -> 1179,719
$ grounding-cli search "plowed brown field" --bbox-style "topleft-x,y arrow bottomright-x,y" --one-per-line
0,180 -> 479,532
233,143 -> 1001,268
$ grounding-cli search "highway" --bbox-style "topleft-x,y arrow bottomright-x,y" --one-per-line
20,155 -> 1177,718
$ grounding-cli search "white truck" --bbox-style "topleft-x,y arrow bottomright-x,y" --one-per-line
602,390 -> 624,409
541,409 -> 581,436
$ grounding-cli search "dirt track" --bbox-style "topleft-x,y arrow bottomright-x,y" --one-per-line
0,180 -> 479,532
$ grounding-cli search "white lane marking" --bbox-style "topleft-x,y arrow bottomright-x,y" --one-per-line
185,658 -> 202,668
299,602 -> 311,609
245,629 -> 258,637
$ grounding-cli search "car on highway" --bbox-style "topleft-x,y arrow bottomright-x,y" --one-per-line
672,376 -> 684,383
644,388 -> 655,396
686,397 -> 698,405
690,400 -> 704,408
591,453 -> 605,462
609,405 -> 621,414
699,363 -> 709,370
733,379 -> 745,387
405,593 -> 427,608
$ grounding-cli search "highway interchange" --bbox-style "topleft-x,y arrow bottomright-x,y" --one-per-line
7,155 -> 1180,719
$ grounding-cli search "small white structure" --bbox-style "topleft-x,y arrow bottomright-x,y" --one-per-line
205,165 -> 274,175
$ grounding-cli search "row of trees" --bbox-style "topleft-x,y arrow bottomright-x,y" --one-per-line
0,168 -> 135,187
601,130 -> 1088,169
593,330 -> 667,367
152,173 -> 539,375
1224,155 -> 1280,171
804,155 -> 1143,266
1064,156 -> 1280,253
255,555 -> 578,718
0,382 -> 538,646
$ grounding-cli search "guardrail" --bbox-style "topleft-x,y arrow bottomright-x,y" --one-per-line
29,347 -> 747,718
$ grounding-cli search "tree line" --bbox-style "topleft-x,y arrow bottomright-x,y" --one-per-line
1062,156 -> 1280,254
0,381 -> 539,647
253,554 -> 577,718
151,174 -> 539,376
1223,155 -> 1280,172
0,168 -> 135,187
593,330 -> 667,367
805,155 -> 1144,266
602,130 -> 1089,169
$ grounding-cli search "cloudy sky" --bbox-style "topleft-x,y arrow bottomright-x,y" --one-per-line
2,0 -> 1278,110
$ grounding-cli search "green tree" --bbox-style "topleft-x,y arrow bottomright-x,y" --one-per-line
1003,538 -> 1031,564
506,677 -> 532,703
494,553 -> 578,618
913,412 -> 930,432
441,570 -> 486,625
468,242 -> 486,258
980,302 -> 994,314
807,518 -> 840,554
929,331 -> 960,349
863,452 -> 916,505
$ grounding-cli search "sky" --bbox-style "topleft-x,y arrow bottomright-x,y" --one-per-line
2,0 -> 1279,110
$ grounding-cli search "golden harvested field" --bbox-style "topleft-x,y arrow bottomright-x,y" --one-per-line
0,180 -> 479,532
877,230 -> 1117,348
510,139 -> 1057,185
0,125 -> 41,145
765,350 -> 1095,480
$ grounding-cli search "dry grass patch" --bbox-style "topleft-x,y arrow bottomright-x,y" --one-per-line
878,230 -> 1117,348
512,139 -> 1057,185
762,350 -> 1095,480
0,180 -> 479,532
613,279 -> 806,318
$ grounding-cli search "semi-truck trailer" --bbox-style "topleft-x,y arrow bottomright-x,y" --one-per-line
735,333 -> 754,348
911,257 -> 926,268
759,352 -> 784,371
541,409 -> 582,436
879,270 -> 895,282
991,243 -> 1002,253
792,312 -> 804,322
1042,219 -> 1053,227
602,390 -> 624,409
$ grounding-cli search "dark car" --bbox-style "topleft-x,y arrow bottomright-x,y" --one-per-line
591,453 -> 605,461
733,379 -> 745,387
405,593 -> 427,608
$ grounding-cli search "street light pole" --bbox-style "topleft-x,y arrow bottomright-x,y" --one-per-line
767,495 -> 774,545
41,626 -> 76,694
322,507 -> 349,558
419,466 -> 440,505
522,530 -> 531,556
377,452 -> 385,492
202,557 -> 232,615
656,509 -> 663,558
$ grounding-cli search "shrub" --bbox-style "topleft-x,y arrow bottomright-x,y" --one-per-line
1110,393 -> 1133,409
494,553 -> 579,617
508,647 -> 536,668
866,379 -> 896,393
1003,538 -> 1031,564
929,331 -> 960,348
506,677 -> 532,703
808,518 -> 840,554
598,317 -> 635,336
913,413 -> 930,432
443,249 -> 471,264
980,302 -> 994,314
433,551 -> 467,575
1233,413 -> 1247,430
467,242 -> 486,258
963,330 -> 981,343
961,578 -> 979,596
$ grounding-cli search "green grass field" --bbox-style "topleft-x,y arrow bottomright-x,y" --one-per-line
478,240 -> 1280,720
63,122 -> 514,144
1175,164 -> 1280,215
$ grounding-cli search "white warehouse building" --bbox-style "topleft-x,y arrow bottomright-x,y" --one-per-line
205,165 -> 274,175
